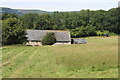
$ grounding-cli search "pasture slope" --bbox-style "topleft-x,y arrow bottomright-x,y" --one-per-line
2,36 -> 118,78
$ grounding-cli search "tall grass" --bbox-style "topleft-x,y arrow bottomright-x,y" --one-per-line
2,36 -> 118,78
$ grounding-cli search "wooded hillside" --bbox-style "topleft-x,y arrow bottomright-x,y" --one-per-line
1,7 -> 119,45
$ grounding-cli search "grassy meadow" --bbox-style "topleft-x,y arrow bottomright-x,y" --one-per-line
1,36 -> 118,78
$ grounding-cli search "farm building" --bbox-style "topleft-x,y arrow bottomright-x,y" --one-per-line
71,39 -> 87,44
26,30 -> 71,46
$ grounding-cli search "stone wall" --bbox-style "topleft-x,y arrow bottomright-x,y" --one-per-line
26,41 -> 42,46
26,41 -> 71,46
54,42 -> 71,45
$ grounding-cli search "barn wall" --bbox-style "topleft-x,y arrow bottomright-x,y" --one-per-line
54,41 -> 71,45
26,41 -> 42,46
26,41 -> 71,46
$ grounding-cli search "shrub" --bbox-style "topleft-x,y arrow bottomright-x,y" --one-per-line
96,30 -> 110,36
41,32 -> 56,45
109,32 -> 117,36
96,31 -> 103,36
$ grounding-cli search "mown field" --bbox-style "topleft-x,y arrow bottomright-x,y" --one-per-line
1,36 -> 118,78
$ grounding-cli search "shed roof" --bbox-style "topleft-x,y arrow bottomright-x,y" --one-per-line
26,30 -> 71,42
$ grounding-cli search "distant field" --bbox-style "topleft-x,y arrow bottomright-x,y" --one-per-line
1,36 -> 118,78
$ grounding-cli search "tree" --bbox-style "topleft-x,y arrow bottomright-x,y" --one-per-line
1,7 -> 118,40
2,18 -> 27,45
71,25 -> 96,38
33,14 -> 53,30
1,13 -> 19,20
41,32 -> 56,45
20,13 -> 39,29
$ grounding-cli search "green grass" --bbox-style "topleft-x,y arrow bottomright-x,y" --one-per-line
2,36 -> 118,78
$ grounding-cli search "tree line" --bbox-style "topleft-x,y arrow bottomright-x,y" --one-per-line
1,7 -> 119,45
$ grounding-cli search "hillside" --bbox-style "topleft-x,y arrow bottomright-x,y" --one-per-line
16,9 -> 52,14
0,7 -> 52,15
0,7 -> 23,16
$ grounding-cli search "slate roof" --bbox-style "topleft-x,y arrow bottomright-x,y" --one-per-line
26,30 -> 71,42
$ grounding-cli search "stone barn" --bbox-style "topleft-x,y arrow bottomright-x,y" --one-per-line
71,39 -> 87,44
26,30 -> 71,46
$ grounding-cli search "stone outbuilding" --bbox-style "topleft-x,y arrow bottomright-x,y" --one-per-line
26,30 -> 71,46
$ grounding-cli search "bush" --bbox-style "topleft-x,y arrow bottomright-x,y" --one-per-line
41,32 -> 56,45
96,31 -> 103,36
109,32 -> 117,36
96,30 -> 110,36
